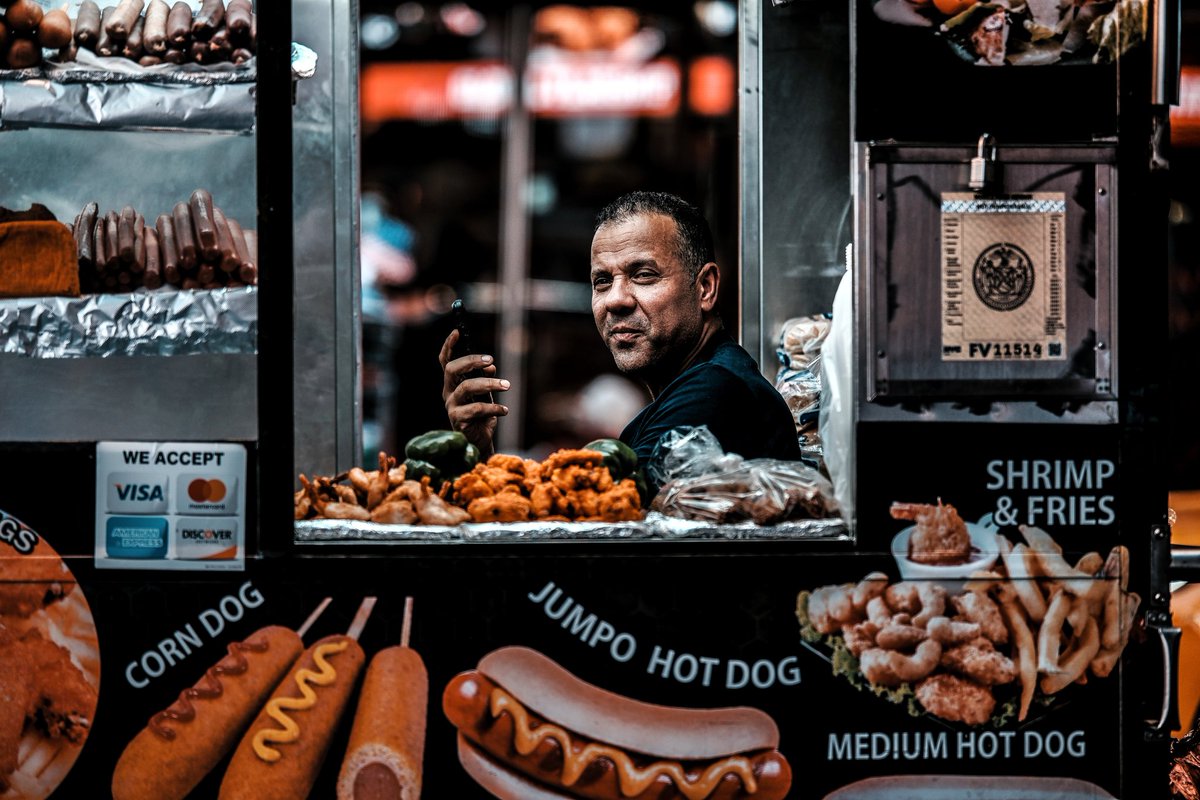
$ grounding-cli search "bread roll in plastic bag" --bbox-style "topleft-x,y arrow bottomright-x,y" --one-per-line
647,425 -> 839,525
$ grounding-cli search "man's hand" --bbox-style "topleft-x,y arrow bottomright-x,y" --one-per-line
439,329 -> 510,457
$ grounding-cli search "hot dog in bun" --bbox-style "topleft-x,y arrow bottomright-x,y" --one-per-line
443,646 -> 791,800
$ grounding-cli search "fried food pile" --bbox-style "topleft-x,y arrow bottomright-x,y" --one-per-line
446,449 -> 643,524
1173,725 -> 1200,800
891,499 -> 972,565
798,524 -> 1140,726
0,553 -> 99,797
294,452 -> 472,525
296,448 -> 644,525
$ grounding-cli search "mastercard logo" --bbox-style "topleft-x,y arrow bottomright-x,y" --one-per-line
187,479 -> 228,503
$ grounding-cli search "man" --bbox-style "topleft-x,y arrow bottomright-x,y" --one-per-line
440,191 -> 799,474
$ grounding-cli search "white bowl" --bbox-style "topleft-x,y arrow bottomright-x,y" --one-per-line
890,522 -> 999,593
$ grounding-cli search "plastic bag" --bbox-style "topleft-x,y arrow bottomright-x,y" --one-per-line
775,315 -> 831,470
819,270 -> 854,525
648,425 -> 840,525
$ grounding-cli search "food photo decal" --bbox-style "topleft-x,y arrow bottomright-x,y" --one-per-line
871,0 -> 1146,66
0,517 -> 100,800
443,645 -> 791,800
796,500 -> 1140,726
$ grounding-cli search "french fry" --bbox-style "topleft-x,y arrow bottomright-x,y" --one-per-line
964,570 -> 1005,594
1091,590 -> 1141,677
1075,551 -> 1104,575
1019,524 -> 1063,555
1104,545 -> 1130,592
1100,580 -> 1122,650
1019,525 -> 1094,596
999,538 -> 1048,622
1037,589 -> 1072,674
1000,597 -> 1037,721
1040,618 -> 1100,694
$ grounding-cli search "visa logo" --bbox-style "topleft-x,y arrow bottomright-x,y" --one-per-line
115,484 -> 165,502
108,472 -> 169,514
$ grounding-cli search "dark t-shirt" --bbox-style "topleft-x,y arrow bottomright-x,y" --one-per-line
619,330 -> 801,470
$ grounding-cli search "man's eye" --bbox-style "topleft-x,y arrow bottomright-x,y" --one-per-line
634,270 -> 657,281
592,276 -> 611,289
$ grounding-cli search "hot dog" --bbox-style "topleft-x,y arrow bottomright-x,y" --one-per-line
131,213 -> 146,273
143,226 -> 163,289
106,0 -> 144,41
74,0 -> 102,49
212,205 -> 239,273
189,188 -> 219,259
165,0 -> 190,45
155,213 -> 180,284
443,646 -> 791,800
143,0 -> 168,53
191,0 -> 224,41
111,625 -> 303,800
118,205 -> 137,262
172,201 -> 197,268
219,634 -> 366,800
337,599 -> 427,800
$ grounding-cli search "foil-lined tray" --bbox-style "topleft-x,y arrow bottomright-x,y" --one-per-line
0,286 -> 257,358
0,44 -> 317,131
0,77 -> 256,131
295,512 -> 850,544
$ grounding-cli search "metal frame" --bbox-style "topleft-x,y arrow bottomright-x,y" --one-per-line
857,143 -> 1118,410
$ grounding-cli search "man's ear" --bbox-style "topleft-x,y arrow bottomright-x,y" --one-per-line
697,261 -> 719,312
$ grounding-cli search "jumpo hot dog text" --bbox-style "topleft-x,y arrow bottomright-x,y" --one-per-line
529,580 -> 802,690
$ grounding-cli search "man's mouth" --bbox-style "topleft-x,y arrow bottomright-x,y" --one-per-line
608,328 -> 643,344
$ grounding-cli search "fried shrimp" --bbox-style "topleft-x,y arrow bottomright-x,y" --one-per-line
884,581 -> 947,628
808,584 -> 862,634
891,499 -> 971,565
843,622 -> 880,658
952,591 -> 1009,644
926,616 -> 982,645
915,673 -> 995,726
875,623 -> 929,651
851,572 -> 889,611
940,637 -> 1017,686
859,640 -> 942,686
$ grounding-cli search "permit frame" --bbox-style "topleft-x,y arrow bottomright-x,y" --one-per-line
857,143 -> 1116,402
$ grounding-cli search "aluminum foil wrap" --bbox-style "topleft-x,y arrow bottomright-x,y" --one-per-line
0,287 -> 257,358
295,512 -> 849,544
0,77 -> 256,131
0,43 -> 314,131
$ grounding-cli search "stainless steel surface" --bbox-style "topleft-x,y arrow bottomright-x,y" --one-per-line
739,0 -> 761,354
495,8 -> 533,454
740,0 -> 851,371
1151,0 -> 1181,105
0,353 -> 257,441
295,513 -> 850,544
859,143 -> 1117,401
0,287 -> 256,358
292,0 -> 362,476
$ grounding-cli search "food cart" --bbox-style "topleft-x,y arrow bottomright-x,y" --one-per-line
0,0 -> 1181,797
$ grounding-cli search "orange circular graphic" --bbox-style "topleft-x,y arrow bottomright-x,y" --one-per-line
187,479 -> 227,503
0,509 -> 100,799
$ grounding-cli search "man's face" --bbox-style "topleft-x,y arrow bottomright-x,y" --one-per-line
590,213 -> 703,380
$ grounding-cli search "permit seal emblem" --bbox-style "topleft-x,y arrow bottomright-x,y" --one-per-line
972,242 -> 1034,312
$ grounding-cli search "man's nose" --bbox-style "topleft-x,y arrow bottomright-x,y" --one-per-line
603,276 -> 637,312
